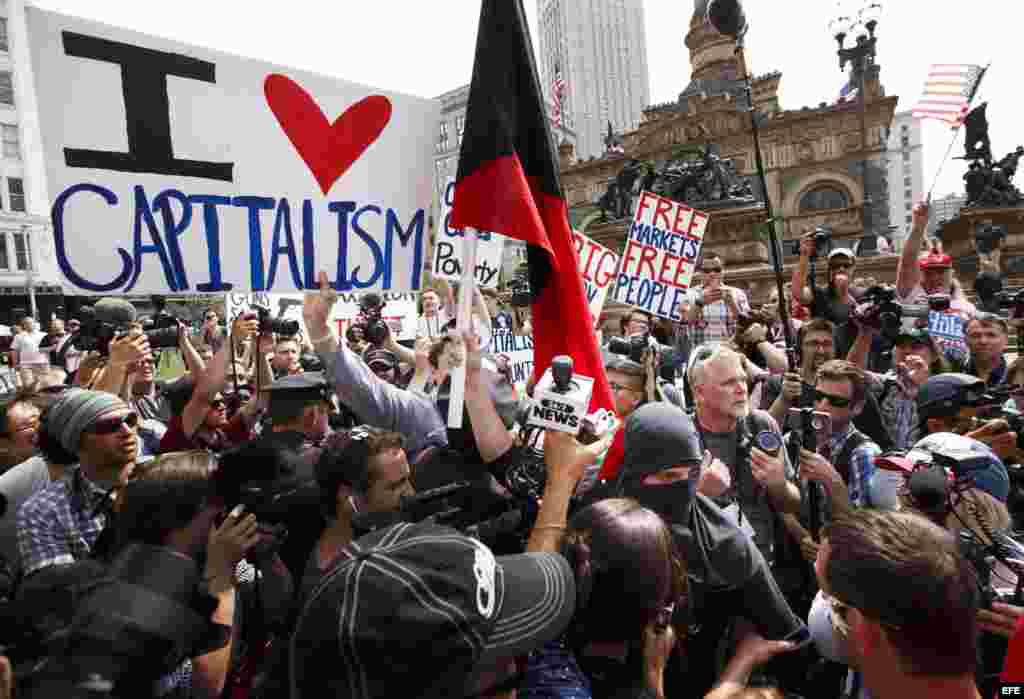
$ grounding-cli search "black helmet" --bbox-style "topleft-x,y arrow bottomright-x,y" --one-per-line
917,373 -> 987,420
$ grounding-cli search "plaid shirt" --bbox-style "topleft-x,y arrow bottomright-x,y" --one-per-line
685,285 -> 750,347
16,466 -> 108,576
825,424 -> 881,509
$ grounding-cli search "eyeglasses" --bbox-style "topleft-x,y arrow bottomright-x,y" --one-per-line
87,412 -> 139,435
39,385 -> 69,395
609,381 -> 642,394
205,315 -> 217,321
701,267 -> 723,274
209,399 -> 226,410
814,389 -> 852,408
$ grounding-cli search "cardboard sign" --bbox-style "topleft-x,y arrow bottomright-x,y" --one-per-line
28,9 -> 438,295
928,310 -> 969,363
433,178 -> 504,288
489,330 -> 535,389
611,191 -> 709,322
572,229 -> 620,320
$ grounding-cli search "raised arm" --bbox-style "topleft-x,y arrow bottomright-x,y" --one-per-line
897,201 -> 929,298
794,233 -> 815,305
462,331 -> 514,464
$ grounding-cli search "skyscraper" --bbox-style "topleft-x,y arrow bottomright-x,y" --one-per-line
885,111 -> 924,249
537,0 -> 650,161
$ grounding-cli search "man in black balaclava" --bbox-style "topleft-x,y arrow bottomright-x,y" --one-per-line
613,402 -> 805,696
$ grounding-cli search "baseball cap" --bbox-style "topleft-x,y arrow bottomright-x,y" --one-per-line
917,373 -> 987,420
363,347 -> 398,370
919,250 -> 953,270
291,521 -> 576,698
266,371 -> 330,411
905,432 -> 1009,502
827,248 -> 856,264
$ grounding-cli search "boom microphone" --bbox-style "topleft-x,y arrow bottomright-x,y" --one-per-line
93,297 -> 138,328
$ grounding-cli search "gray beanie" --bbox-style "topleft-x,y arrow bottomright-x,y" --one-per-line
46,389 -> 127,454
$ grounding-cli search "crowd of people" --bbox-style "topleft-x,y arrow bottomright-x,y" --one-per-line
0,200 -> 1018,699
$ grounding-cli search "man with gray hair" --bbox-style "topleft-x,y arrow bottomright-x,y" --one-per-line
688,344 -> 801,565
16,389 -> 139,576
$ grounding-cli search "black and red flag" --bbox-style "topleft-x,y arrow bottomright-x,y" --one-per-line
450,0 -> 618,444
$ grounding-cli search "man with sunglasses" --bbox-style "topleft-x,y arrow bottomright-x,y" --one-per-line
685,253 -> 750,347
16,389 -> 138,577
813,510 -> 982,699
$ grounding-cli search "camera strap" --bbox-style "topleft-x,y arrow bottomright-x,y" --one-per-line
691,410 -> 754,530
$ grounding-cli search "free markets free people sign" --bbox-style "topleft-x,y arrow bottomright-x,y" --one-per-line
611,191 -> 709,322
27,9 -> 438,295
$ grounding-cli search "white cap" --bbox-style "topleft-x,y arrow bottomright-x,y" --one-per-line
827,248 -> 856,263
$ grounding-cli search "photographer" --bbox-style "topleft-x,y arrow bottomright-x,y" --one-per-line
159,323 -> 272,454
794,230 -> 858,357
200,308 -> 224,355
685,254 -> 750,346
915,374 -> 1022,464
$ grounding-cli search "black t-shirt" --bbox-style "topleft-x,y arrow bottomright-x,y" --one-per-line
810,285 -> 857,358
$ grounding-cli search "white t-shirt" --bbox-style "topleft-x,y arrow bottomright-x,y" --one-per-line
12,331 -> 47,367
415,311 -> 451,340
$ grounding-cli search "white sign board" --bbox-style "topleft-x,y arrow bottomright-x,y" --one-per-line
571,229 -> 620,320
28,9 -> 438,295
225,291 -> 419,342
489,330 -> 534,389
433,178 -> 504,288
612,191 -> 709,322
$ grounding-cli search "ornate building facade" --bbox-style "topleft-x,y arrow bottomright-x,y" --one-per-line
558,3 -> 902,306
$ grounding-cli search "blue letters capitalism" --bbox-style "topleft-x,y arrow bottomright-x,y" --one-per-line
52,183 -> 425,293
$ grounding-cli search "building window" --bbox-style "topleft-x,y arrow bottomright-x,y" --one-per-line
901,136 -> 909,148
904,176 -> 911,187
0,233 -> 8,270
0,19 -> 9,53
799,185 -> 849,212
905,214 -> 912,224
1,124 -> 18,159
902,151 -> 910,162
8,178 -> 24,212
901,124 -> 909,133
0,72 -> 13,107
905,202 -> 912,212
437,121 -> 449,154
904,188 -> 912,200
455,115 -> 464,148
12,231 -> 30,271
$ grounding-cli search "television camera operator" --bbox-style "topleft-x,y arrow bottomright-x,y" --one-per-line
794,227 -> 861,357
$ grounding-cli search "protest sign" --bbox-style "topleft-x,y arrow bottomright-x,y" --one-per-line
27,9 -> 438,296
432,178 -> 505,288
490,330 -> 534,389
572,229 -> 620,319
611,191 -> 709,322
224,290 -> 419,341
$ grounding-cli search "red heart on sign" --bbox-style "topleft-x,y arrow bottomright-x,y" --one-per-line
264,74 -> 392,195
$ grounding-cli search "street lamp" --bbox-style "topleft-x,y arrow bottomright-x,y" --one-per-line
829,0 -> 884,255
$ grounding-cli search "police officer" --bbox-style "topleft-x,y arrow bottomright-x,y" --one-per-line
221,372 -> 334,580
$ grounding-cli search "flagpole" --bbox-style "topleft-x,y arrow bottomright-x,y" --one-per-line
447,228 -> 478,428
924,62 -> 991,202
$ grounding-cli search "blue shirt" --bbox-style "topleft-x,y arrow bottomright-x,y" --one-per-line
825,425 -> 881,509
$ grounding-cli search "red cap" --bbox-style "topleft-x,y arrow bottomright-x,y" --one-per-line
918,251 -> 952,270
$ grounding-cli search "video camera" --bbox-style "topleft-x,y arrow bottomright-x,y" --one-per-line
72,298 -> 181,356
140,295 -> 181,350
788,225 -> 832,258
960,527 -> 1024,609
352,478 -> 540,555
352,293 -> 389,346
853,285 -> 947,340
504,264 -> 533,308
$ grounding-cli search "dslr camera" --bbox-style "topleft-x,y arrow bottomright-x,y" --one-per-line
140,295 -> 181,350
606,333 -> 683,382
245,305 -> 300,337
504,264 -> 533,308
352,293 -> 389,346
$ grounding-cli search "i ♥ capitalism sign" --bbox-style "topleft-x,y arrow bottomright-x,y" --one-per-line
26,9 -> 438,295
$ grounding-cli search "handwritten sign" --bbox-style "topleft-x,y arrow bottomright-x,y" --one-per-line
432,178 -> 504,288
28,9 -> 438,295
490,330 -> 534,390
611,191 -> 708,322
224,290 -> 419,341
572,229 -> 620,319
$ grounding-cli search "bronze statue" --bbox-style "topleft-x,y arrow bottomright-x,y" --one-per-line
960,103 -> 1023,208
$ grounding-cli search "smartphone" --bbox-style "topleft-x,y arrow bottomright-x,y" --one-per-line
782,625 -> 813,649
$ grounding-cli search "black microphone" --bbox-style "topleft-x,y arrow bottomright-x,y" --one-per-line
908,465 -> 949,515
93,297 -> 138,327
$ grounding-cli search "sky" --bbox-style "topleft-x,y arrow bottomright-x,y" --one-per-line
26,0 -> 1021,201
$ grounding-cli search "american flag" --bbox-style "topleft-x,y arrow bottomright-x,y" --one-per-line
551,64 -> 565,129
912,64 -> 986,128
